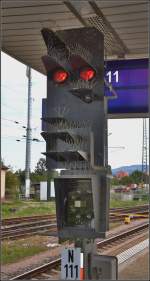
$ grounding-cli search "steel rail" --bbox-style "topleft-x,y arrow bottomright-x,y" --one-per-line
2,214 -> 56,225
2,215 -> 148,240
10,222 -> 149,280
10,258 -> 61,280
97,222 -> 149,248
2,224 -> 57,240
3,204 -> 148,225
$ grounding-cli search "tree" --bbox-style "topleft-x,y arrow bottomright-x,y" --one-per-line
131,170 -> 143,184
120,176 -> 133,185
15,169 -> 25,185
111,177 -> 120,186
5,170 -> 20,199
30,172 -> 48,182
29,158 -> 58,183
34,158 -> 47,175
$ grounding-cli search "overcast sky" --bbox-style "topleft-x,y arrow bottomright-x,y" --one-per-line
1,52 -> 149,171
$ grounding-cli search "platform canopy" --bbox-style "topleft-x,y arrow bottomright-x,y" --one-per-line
2,0 -> 148,75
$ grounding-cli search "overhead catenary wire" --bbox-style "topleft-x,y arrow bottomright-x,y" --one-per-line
2,117 -> 41,130
2,103 -> 41,121
1,117 -> 27,129
2,135 -> 44,142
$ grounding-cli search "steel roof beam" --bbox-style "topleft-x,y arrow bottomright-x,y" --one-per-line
89,1 -> 129,56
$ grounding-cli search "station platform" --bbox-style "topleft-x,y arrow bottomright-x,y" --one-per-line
119,248 -> 149,280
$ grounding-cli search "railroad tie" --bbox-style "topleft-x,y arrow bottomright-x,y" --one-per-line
41,273 -> 53,279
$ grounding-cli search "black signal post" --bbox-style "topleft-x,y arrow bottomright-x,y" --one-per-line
41,27 -> 117,280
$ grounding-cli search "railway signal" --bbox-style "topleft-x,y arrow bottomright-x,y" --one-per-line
41,27 -> 113,279
41,27 -> 109,239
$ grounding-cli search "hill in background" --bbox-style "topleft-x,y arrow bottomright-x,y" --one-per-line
112,165 -> 149,176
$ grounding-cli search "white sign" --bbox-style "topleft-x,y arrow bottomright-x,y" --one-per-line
51,181 -> 55,197
40,181 -> 47,200
61,248 -> 81,280
25,179 -> 30,198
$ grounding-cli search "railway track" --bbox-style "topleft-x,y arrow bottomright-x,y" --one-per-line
110,204 -> 148,214
2,204 -> 148,225
2,205 -> 148,240
97,222 -> 148,249
2,224 -> 57,240
10,222 -> 149,280
1,214 -> 57,240
2,215 -> 56,226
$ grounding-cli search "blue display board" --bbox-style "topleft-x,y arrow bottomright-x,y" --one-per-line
105,59 -> 148,118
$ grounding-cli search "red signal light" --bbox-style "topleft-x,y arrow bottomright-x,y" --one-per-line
53,69 -> 68,83
80,68 -> 95,81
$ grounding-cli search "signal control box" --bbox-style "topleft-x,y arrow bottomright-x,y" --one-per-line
54,173 -> 109,239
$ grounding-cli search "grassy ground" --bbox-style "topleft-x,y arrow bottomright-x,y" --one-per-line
1,236 -> 50,264
2,200 -> 56,219
2,222 -> 122,265
110,198 -> 148,208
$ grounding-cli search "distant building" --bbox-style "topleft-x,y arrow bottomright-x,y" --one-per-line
114,186 -> 130,193
30,182 -> 40,198
1,165 -> 9,200
129,183 -> 138,190
31,181 -> 55,200
111,191 -> 134,201
116,171 -> 129,179
143,184 -> 149,192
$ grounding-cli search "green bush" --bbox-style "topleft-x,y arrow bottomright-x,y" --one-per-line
5,171 -> 20,199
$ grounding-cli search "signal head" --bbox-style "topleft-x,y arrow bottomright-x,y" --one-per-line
53,69 -> 68,83
80,67 -> 95,81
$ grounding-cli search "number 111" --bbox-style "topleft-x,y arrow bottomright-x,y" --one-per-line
64,264 -> 79,279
